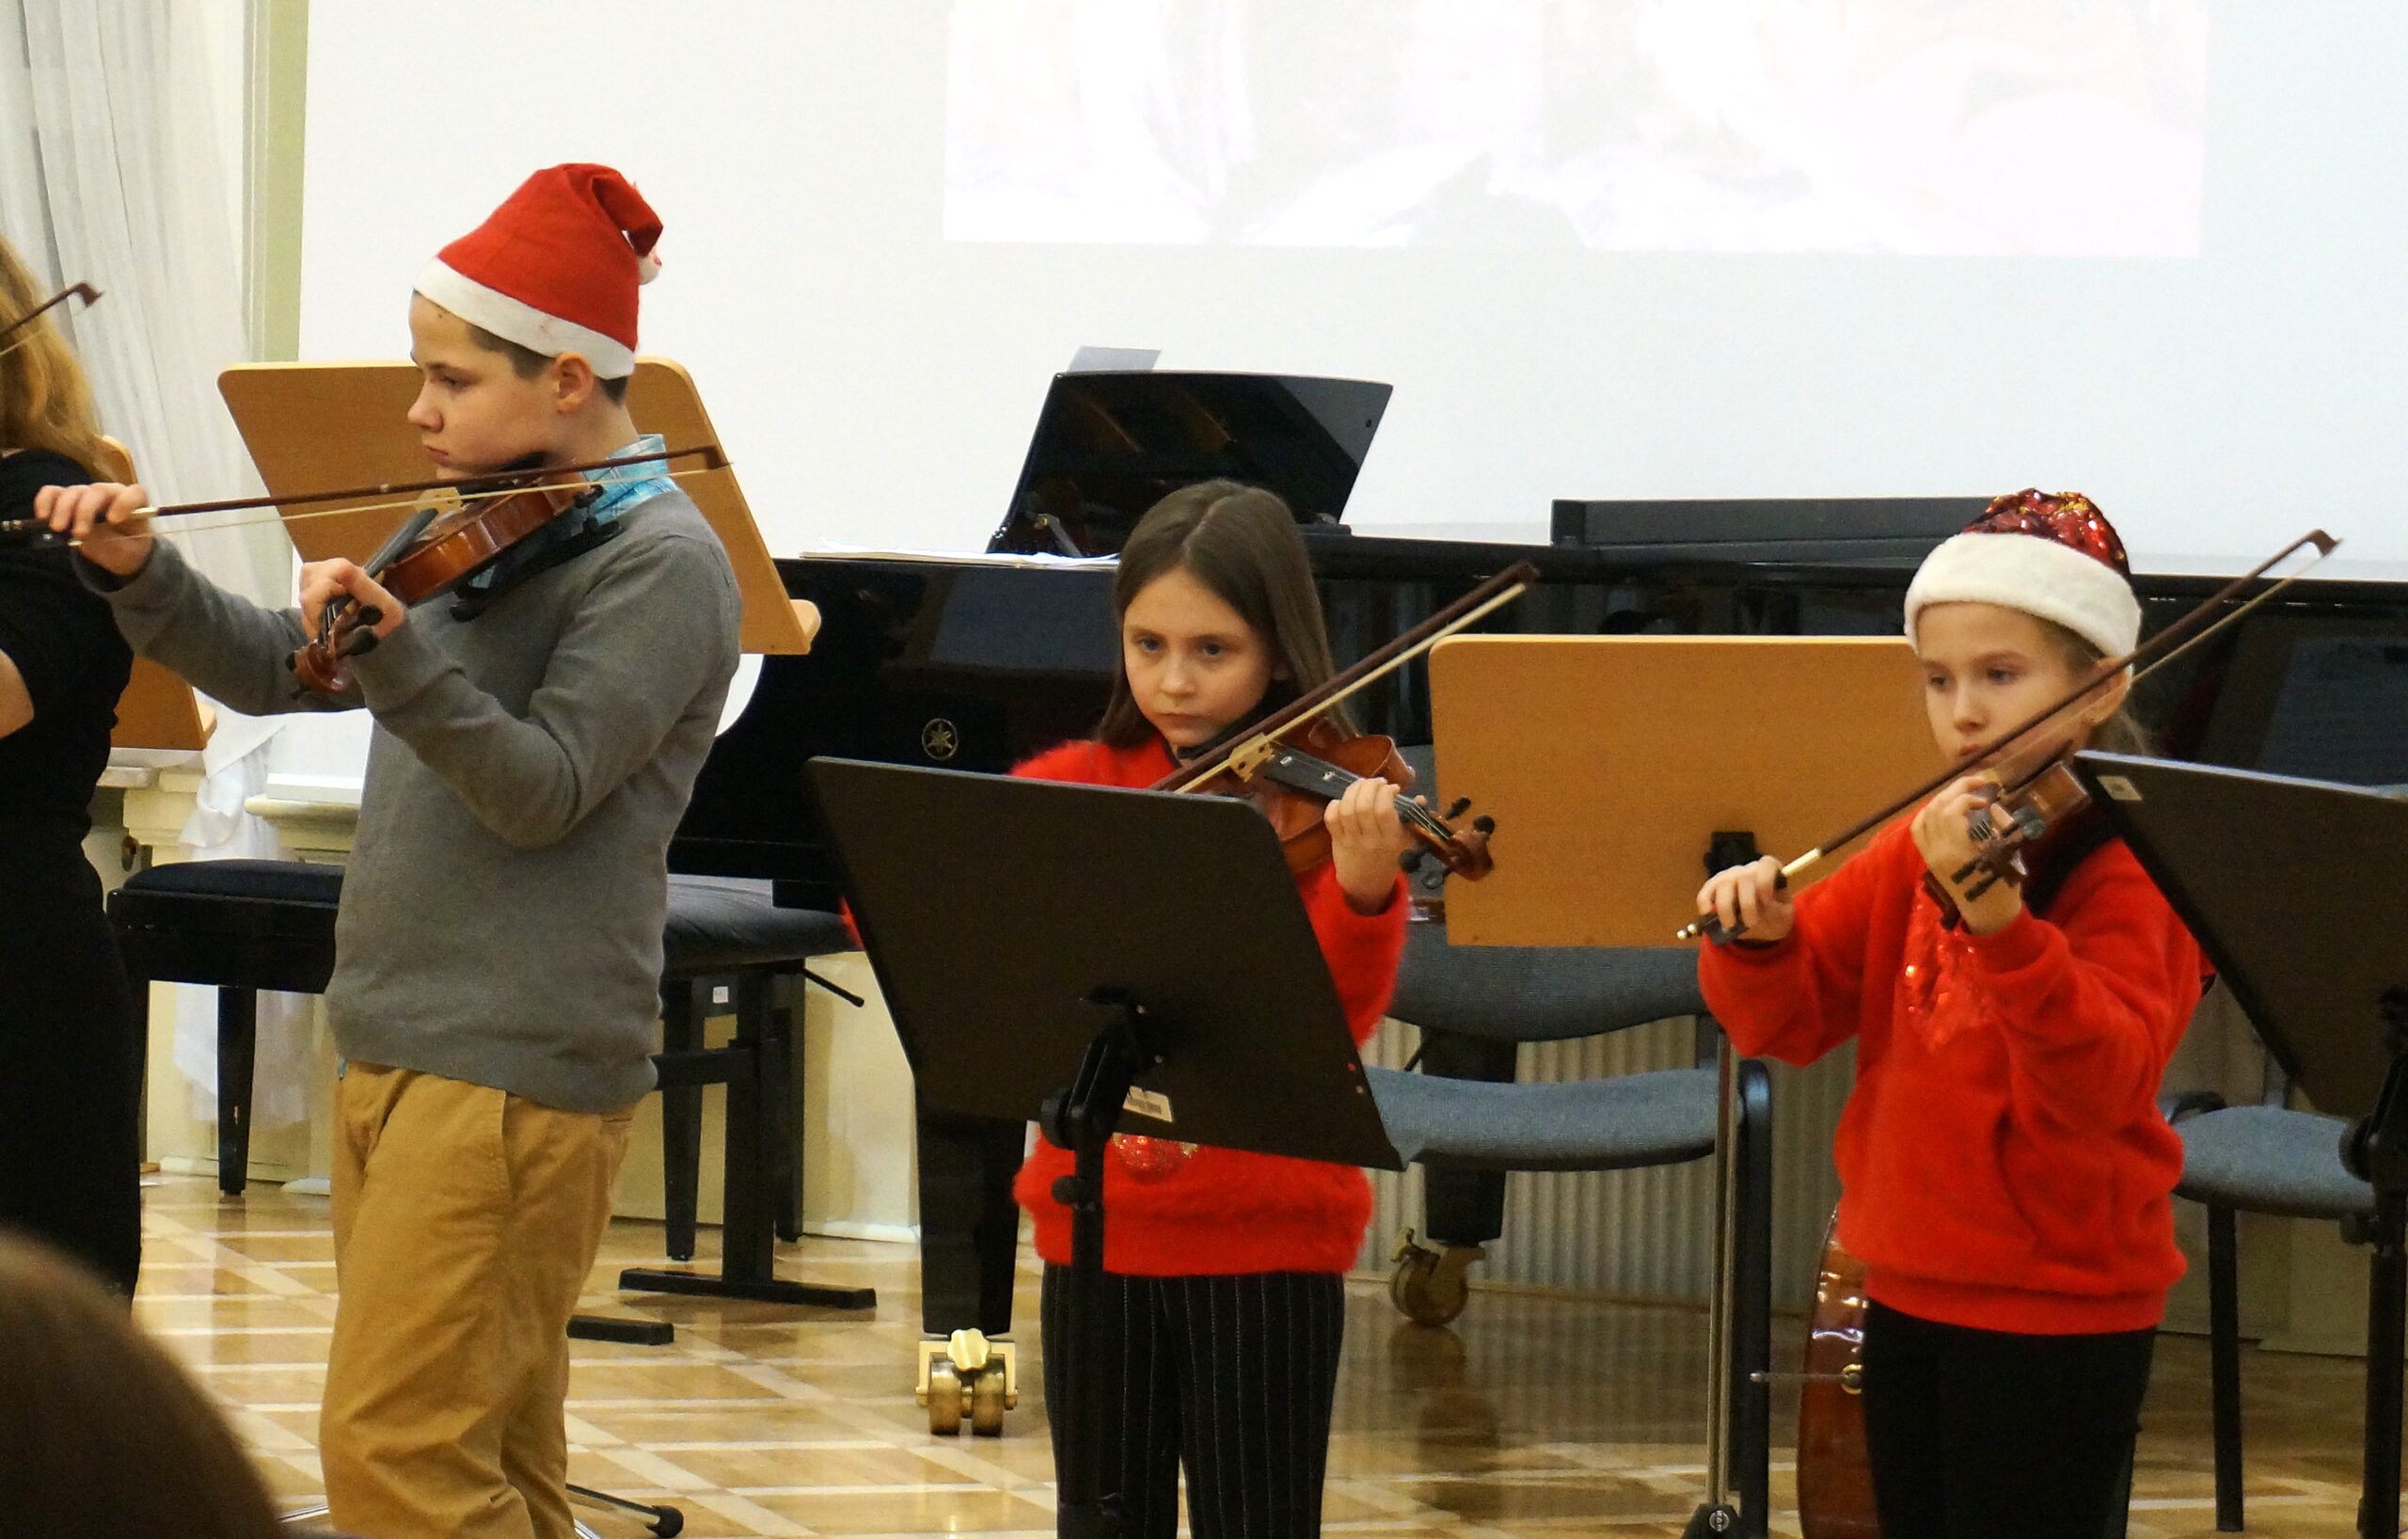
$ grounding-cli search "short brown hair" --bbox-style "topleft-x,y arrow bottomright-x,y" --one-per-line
464,321 -> 631,405
1096,480 -> 1341,749
0,1235 -> 283,1536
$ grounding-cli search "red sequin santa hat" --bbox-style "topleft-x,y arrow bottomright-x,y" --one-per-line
1904,489 -> 2142,658
413,164 -> 662,380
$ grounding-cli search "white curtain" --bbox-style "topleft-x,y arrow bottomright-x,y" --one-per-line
0,0 -> 290,605
3,1 -> 314,1134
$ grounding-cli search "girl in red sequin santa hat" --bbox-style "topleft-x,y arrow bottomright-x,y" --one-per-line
1695,490 -> 2201,1538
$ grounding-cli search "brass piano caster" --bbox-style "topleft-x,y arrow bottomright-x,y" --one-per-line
1388,1230 -> 1484,1326
917,1330 -> 1017,1436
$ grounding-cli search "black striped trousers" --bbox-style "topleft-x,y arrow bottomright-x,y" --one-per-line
1039,1265 -> 1347,1539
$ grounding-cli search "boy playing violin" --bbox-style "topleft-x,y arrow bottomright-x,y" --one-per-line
37,165 -> 740,1539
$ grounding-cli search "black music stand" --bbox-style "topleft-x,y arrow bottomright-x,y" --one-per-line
805,758 -> 1402,1538
2072,752 -> 2408,1539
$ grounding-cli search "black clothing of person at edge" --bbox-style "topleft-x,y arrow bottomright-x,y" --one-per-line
0,448 -> 141,1296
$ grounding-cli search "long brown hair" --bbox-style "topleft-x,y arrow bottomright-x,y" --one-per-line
0,234 -> 109,472
0,1236 -> 284,1537
2039,618 -> 2154,757
1097,480 -> 1342,749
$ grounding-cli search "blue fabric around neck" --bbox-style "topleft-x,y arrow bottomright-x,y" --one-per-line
456,434 -> 676,600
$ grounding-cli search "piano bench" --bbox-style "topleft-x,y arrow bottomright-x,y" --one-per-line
622,878 -> 875,1311
109,860 -> 342,1197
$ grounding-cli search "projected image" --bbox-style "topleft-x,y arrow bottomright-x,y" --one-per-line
945,0 -> 2206,256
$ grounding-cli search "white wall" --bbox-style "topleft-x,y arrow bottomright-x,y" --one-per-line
295,1 -> 2408,565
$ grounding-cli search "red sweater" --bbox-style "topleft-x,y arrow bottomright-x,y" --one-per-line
1007,736 -> 1408,1277
1699,819 -> 2202,1334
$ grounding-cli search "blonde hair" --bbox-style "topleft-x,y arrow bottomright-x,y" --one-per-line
0,234 -> 109,472
2038,617 -> 2153,757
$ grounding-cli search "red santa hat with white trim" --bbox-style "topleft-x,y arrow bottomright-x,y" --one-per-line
414,163 -> 661,380
1905,489 -> 2142,659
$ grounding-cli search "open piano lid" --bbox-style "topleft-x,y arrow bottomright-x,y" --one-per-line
987,371 -> 1392,557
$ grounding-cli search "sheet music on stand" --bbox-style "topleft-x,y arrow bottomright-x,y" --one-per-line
1066,345 -> 1158,373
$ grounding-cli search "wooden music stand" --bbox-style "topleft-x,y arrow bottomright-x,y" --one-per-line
1426,634 -> 1941,1539
215,359 -> 815,655
1429,636 -> 1941,947
110,657 -> 212,753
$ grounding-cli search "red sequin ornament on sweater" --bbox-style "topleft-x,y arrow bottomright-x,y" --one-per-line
1898,891 -> 2003,1050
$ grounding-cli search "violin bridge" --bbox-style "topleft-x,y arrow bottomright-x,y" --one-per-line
1225,737 -> 1279,780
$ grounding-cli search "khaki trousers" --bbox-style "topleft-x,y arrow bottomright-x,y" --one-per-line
321,1063 -> 635,1539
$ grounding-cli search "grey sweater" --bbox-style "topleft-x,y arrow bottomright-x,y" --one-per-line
91,491 -> 739,1112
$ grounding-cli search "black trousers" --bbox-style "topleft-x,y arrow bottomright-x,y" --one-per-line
0,846 -> 142,1297
1861,1300 -> 2153,1539
1039,1266 -> 1346,1539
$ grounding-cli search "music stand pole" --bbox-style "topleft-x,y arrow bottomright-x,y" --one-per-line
2340,991 -> 2408,1539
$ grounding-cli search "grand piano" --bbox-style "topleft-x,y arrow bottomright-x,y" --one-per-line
670,369 -> 2408,1422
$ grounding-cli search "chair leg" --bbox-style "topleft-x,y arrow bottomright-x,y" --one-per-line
658,981 -> 705,1262
620,970 -> 874,1310
216,987 -> 257,1197
2209,1204 -> 2243,1531
769,975 -> 803,1244
1417,1031 -> 1515,1249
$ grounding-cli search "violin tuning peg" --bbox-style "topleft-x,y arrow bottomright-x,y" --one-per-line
1443,797 -> 1472,820
1472,815 -> 1496,835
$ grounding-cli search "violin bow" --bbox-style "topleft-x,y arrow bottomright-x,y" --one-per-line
1674,529 -> 2341,942
1154,561 -> 1540,794
0,443 -> 729,545
0,281 -> 102,362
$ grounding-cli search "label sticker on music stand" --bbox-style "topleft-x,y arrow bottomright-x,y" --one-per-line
2098,775 -> 2145,802
1123,1087 -> 1175,1123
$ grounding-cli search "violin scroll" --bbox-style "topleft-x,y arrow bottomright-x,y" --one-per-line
1919,755 -> 2094,925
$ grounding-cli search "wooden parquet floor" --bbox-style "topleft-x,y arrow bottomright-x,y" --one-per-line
137,1176 -> 2380,1537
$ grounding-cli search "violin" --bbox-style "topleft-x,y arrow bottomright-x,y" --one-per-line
1679,528 -> 2341,944
290,472 -> 596,694
1151,563 -> 1537,884
0,444 -> 727,690
1176,714 -> 1496,881
1917,752 -> 2091,925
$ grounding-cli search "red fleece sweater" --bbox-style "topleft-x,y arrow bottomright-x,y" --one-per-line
1699,819 -> 2202,1334
1007,736 -> 1408,1277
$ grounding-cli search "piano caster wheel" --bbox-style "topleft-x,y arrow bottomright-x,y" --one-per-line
925,1359 -> 963,1436
1389,1230 -> 1483,1327
971,1361 -> 1009,1436
918,1331 -> 1018,1437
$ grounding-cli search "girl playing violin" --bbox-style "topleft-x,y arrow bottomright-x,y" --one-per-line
1012,479 -> 1413,1538
1696,492 -> 2202,1539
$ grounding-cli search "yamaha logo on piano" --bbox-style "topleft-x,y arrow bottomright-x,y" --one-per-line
920,718 -> 961,761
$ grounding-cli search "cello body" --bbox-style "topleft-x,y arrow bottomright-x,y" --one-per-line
1797,1208 -> 1880,1538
